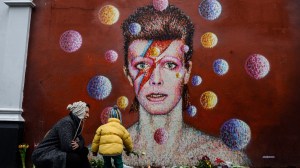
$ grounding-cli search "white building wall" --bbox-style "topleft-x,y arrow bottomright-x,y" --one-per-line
0,0 -> 35,121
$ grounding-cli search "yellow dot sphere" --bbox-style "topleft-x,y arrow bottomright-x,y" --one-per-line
201,32 -> 218,48
117,96 -> 129,109
150,47 -> 160,57
98,5 -> 120,25
200,91 -> 218,109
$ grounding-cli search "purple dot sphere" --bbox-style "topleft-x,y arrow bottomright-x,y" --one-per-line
245,54 -> 270,79
59,30 -> 82,53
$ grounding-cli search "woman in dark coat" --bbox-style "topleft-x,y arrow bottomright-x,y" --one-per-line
32,101 -> 91,168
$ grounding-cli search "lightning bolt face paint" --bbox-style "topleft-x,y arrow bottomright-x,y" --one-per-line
135,40 -> 172,94
127,39 -> 190,115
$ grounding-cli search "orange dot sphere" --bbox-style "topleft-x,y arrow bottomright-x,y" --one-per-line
98,5 -> 120,25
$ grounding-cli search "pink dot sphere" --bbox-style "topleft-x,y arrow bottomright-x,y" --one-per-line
105,50 -> 118,63
181,45 -> 189,53
59,30 -> 82,53
101,107 -> 113,124
245,54 -> 270,79
153,0 -> 168,11
154,128 -> 168,144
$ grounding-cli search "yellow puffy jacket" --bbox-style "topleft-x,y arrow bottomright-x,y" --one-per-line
91,118 -> 133,156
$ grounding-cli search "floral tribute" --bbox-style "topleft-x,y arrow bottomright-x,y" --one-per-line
18,143 -> 29,168
196,155 -> 248,168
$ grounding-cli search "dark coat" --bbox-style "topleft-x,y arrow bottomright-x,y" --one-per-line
32,113 -> 85,168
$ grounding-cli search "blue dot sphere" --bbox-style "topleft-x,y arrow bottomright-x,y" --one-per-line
187,105 -> 197,117
129,23 -> 141,35
213,59 -> 229,75
191,75 -> 202,86
87,75 -> 112,100
220,119 -> 251,150
198,0 -> 222,21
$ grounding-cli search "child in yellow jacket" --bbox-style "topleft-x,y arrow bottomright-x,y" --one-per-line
91,105 -> 133,168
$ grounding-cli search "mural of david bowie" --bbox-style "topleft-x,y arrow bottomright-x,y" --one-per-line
120,4 -> 251,167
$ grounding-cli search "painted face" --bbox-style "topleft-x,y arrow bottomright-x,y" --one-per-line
127,39 -> 191,115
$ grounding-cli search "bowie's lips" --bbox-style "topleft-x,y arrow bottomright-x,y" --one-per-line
146,93 -> 167,102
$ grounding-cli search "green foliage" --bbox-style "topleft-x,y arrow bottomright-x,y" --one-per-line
90,158 -> 104,168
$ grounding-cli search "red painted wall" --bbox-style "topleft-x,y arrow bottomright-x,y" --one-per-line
23,0 -> 300,166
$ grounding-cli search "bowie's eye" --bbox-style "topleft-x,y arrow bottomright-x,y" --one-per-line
164,62 -> 177,70
136,62 -> 150,70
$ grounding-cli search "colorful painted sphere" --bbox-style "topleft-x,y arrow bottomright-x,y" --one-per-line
98,5 -> 120,25
198,0 -> 222,20
59,30 -> 82,53
105,50 -> 118,63
187,105 -> 197,117
129,23 -> 141,35
201,32 -> 218,48
153,0 -> 168,11
101,106 -> 113,124
191,75 -> 202,86
154,128 -> 168,144
213,59 -> 229,76
200,91 -> 218,109
150,47 -> 160,57
87,75 -> 112,100
181,45 -> 189,53
220,118 -> 251,150
117,96 -> 129,109
245,54 -> 270,79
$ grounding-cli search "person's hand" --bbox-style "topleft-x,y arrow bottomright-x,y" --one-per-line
71,140 -> 79,150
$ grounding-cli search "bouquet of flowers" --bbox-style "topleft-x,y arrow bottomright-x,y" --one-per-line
18,143 -> 29,168
196,156 -> 213,168
214,158 -> 229,168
